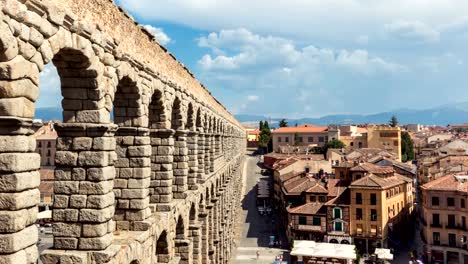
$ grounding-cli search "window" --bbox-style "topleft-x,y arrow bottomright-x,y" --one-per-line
356,208 -> 363,220
432,214 -> 440,226
386,191 -> 389,198
308,137 -> 313,142
310,196 -> 316,202
393,140 -> 398,146
370,193 -> 377,205
333,208 -> 342,219
285,137 -> 289,143
370,209 -> 377,221
298,216 -> 307,225
334,222 -> 343,232
432,196 -> 439,206
448,233 -> 456,247
319,196 -> 326,203
299,137 -> 303,143
448,214 -> 455,228
47,141 -> 51,148
46,158 -> 51,166
313,217 -> 321,226
433,232 -> 440,245
318,137 -> 324,142
358,142 -> 363,148
350,142 -> 354,147
355,174 -> 362,180
47,149 -> 51,157
356,193 -> 362,204
462,216 -> 466,229
38,142 -> 42,147
447,197 -> 455,207
462,199 -> 466,208
278,137 -> 282,142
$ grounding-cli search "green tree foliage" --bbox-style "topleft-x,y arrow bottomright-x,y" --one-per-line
259,120 -> 264,130
294,132 -> 300,146
258,120 -> 271,152
401,131 -> 415,162
279,119 -> 288,127
325,139 -> 346,149
389,115 -> 398,127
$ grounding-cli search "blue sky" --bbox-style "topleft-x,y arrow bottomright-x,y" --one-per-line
38,0 -> 468,118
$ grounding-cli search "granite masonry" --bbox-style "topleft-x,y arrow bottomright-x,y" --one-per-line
0,0 -> 246,263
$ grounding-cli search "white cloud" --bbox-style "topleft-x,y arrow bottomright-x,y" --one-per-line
143,24 -> 171,45
119,0 -> 468,45
197,28 -> 406,75
384,20 -> 440,43
247,95 -> 259,101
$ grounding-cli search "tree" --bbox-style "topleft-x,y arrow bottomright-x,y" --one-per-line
294,132 -> 300,146
258,120 -> 271,153
259,120 -> 264,130
279,119 -> 288,127
325,139 -> 346,150
389,115 -> 398,127
401,131 -> 415,162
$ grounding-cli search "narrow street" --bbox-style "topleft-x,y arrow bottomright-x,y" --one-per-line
231,152 -> 289,264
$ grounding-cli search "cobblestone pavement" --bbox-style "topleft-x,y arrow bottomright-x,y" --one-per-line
231,152 -> 290,264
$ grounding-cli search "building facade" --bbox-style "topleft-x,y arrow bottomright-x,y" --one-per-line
421,174 -> 468,264
367,126 -> 402,161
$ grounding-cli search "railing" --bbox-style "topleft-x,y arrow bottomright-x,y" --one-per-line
430,223 -> 442,228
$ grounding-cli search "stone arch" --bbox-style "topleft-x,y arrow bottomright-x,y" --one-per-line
156,230 -> 170,263
189,202 -> 197,223
171,96 -> 184,130
330,239 -> 339,244
111,64 -> 151,229
186,102 -> 195,132
148,87 -> 167,129
175,215 -> 185,239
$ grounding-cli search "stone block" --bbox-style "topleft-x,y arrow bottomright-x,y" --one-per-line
0,153 -> 41,172
127,177 -> 150,189
69,195 -> 87,208
93,137 -> 116,150
0,78 -> 38,102
133,167 -> 151,178
79,180 -> 113,195
78,232 -> 112,250
0,96 -> 34,118
87,166 -> 115,181
0,224 -> 37,254
72,137 -> 93,150
129,197 -> 149,209
82,222 -> 108,237
0,21 -> 18,62
0,170 -> 40,192
121,188 -> 149,199
54,181 -> 79,194
52,222 -> 81,237
78,151 -> 109,167
79,206 -> 114,223
75,109 -> 110,124
53,195 -> 69,208
53,209 -> 79,222
0,207 -> 37,233
71,168 -> 86,181
55,151 -> 78,166
127,145 -> 151,157
0,188 -> 39,210
0,55 -> 39,84
86,192 -> 114,209
53,237 -> 78,249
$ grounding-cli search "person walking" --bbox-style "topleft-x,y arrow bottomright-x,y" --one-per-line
256,250 -> 260,260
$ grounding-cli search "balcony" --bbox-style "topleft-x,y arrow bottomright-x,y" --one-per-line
430,223 -> 442,228
296,224 -> 324,232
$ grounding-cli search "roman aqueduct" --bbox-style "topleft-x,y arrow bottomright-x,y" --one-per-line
0,0 -> 246,263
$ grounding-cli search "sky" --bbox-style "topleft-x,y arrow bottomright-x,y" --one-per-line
37,0 -> 468,118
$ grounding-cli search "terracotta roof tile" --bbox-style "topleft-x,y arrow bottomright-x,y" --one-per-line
350,174 -> 405,189
350,163 -> 394,174
287,203 -> 326,215
421,173 -> 468,192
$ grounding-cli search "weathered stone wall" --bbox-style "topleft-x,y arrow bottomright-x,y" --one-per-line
0,0 -> 246,263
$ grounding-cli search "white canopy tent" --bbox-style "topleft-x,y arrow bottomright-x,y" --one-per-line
291,240 -> 356,264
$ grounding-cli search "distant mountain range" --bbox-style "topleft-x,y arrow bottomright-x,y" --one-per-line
35,102 -> 468,127
236,102 -> 468,127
